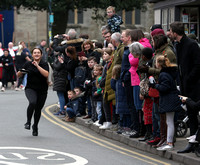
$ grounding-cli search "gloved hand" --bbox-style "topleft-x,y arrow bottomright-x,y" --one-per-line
138,64 -> 149,73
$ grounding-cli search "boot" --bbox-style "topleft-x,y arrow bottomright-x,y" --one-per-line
138,110 -> 146,136
177,143 -> 195,153
139,124 -> 152,141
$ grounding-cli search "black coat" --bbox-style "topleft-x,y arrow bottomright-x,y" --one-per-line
155,67 -> 181,113
176,35 -> 200,101
53,55 -> 68,92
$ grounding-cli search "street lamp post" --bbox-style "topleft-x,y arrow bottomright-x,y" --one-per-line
48,0 -> 54,44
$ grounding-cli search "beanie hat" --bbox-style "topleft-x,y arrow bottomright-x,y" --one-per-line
150,24 -> 162,31
151,29 -> 165,37
142,47 -> 153,60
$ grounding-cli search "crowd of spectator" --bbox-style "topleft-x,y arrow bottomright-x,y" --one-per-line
0,6 -> 200,154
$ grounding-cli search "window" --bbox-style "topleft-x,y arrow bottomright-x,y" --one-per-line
68,9 -> 83,24
181,7 -> 199,37
161,9 -> 168,32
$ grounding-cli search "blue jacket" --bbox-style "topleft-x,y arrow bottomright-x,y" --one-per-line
155,67 -> 181,113
111,78 -> 130,114
67,97 -> 82,115
120,46 -> 131,85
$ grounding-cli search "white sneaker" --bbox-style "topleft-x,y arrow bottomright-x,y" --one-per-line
93,120 -> 99,125
15,87 -> 21,91
1,87 -> 5,92
96,123 -> 102,127
157,144 -> 173,151
99,122 -> 112,129
186,135 -> 196,140
188,135 -> 198,143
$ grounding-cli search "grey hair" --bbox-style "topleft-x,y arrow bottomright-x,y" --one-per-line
67,29 -> 77,39
111,32 -> 121,43
100,25 -> 109,32
129,42 -> 144,56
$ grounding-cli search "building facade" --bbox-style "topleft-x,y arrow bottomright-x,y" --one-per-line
149,0 -> 200,39
1,3 -> 154,47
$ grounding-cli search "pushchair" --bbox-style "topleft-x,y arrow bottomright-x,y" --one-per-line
175,104 -> 189,137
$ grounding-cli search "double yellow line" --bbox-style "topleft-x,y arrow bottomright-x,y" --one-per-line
42,104 -> 171,165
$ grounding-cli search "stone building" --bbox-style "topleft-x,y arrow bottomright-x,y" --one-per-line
0,3 -> 154,47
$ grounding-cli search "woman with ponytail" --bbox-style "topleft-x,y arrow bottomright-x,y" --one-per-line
149,55 -> 181,151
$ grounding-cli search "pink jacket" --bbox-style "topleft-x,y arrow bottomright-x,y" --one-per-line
139,38 -> 152,48
129,53 -> 140,86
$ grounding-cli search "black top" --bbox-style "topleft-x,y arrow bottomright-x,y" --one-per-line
15,52 -> 28,71
23,60 -> 49,92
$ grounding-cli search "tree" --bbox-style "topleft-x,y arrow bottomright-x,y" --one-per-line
0,0 -> 147,35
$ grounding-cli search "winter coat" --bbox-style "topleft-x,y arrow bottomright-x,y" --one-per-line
155,67 -> 181,113
74,92 -> 86,115
129,54 -> 140,86
176,35 -> 200,101
53,54 -> 68,92
67,97 -> 81,115
139,38 -> 152,48
66,57 -> 78,79
120,46 -> 131,85
113,43 -> 124,65
107,14 -> 123,33
185,98 -> 200,113
85,49 -> 101,64
52,38 -> 84,54
104,60 -> 116,104
92,77 -> 103,102
148,43 -> 176,80
111,78 -> 130,114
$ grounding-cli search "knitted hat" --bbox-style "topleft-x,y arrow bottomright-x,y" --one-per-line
142,47 -> 153,60
151,29 -> 165,37
150,24 -> 162,31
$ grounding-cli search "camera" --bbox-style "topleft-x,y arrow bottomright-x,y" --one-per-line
57,35 -> 64,40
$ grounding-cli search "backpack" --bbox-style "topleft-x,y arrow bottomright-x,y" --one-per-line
74,66 -> 86,85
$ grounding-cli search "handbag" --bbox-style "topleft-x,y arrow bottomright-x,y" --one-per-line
139,77 -> 149,96
148,87 -> 159,98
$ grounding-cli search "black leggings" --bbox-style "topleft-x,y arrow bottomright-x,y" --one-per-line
25,88 -> 47,128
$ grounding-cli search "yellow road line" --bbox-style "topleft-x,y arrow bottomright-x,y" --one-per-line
42,104 -> 171,165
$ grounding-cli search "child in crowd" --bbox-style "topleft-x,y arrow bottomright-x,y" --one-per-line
74,87 -> 86,117
149,55 -> 181,151
128,42 -> 145,138
111,65 -> 131,133
92,64 -> 103,126
83,57 -> 97,120
106,6 -> 123,33
98,48 -> 113,126
138,47 -> 154,141
63,90 -> 80,122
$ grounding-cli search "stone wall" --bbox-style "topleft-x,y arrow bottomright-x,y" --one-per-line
14,7 -> 47,48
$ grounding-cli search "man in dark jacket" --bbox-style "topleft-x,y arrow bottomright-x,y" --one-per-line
120,29 -> 140,138
170,22 -> 200,153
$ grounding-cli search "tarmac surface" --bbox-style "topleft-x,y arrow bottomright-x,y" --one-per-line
49,105 -> 200,165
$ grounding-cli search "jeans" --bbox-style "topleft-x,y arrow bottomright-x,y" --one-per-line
22,74 -> 27,87
25,88 -> 47,128
87,97 -> 92,116
57,91 -> 66,112
152,102 -> 160,137
94,101 -> 102,121
66,107 -> 76,118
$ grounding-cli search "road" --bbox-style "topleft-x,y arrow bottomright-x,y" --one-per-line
0,87 -> 183,165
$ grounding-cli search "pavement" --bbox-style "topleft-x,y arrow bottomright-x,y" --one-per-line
49,105 -> 200,165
